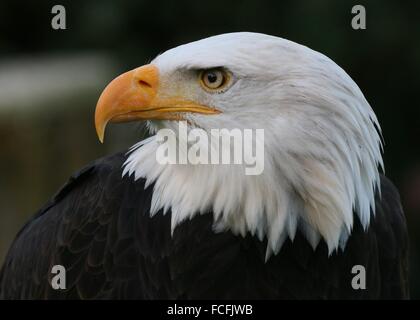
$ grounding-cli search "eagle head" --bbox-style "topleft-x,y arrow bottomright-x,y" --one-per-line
95,32 -> 383,257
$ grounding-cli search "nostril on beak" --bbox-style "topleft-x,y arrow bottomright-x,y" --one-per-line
137,79 -> 152,88
132,64 -> 159,91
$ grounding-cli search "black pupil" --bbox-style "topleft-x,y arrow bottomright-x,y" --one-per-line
207,72 -> 218,83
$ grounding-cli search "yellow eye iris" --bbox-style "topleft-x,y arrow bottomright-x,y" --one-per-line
199,69 -> 229,91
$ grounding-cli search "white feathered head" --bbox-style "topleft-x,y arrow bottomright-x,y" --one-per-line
95,32 -> 383,257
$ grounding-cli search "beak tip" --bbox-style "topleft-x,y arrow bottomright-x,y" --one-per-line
95,109 -> 106,144
97,130 -> 105,144
95,123 -> 105,144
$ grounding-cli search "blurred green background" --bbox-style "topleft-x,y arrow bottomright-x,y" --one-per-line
0,0 -> 419,297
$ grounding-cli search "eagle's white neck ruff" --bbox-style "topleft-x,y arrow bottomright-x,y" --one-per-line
123,111 -> 382,258
122,33 -> 383,258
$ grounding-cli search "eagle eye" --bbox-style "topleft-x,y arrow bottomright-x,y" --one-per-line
199,68 -> 230,92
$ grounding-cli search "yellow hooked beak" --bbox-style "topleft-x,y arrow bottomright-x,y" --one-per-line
94,64 -> 220,142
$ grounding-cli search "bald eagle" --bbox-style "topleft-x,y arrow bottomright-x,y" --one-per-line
0,33 -> 409,299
